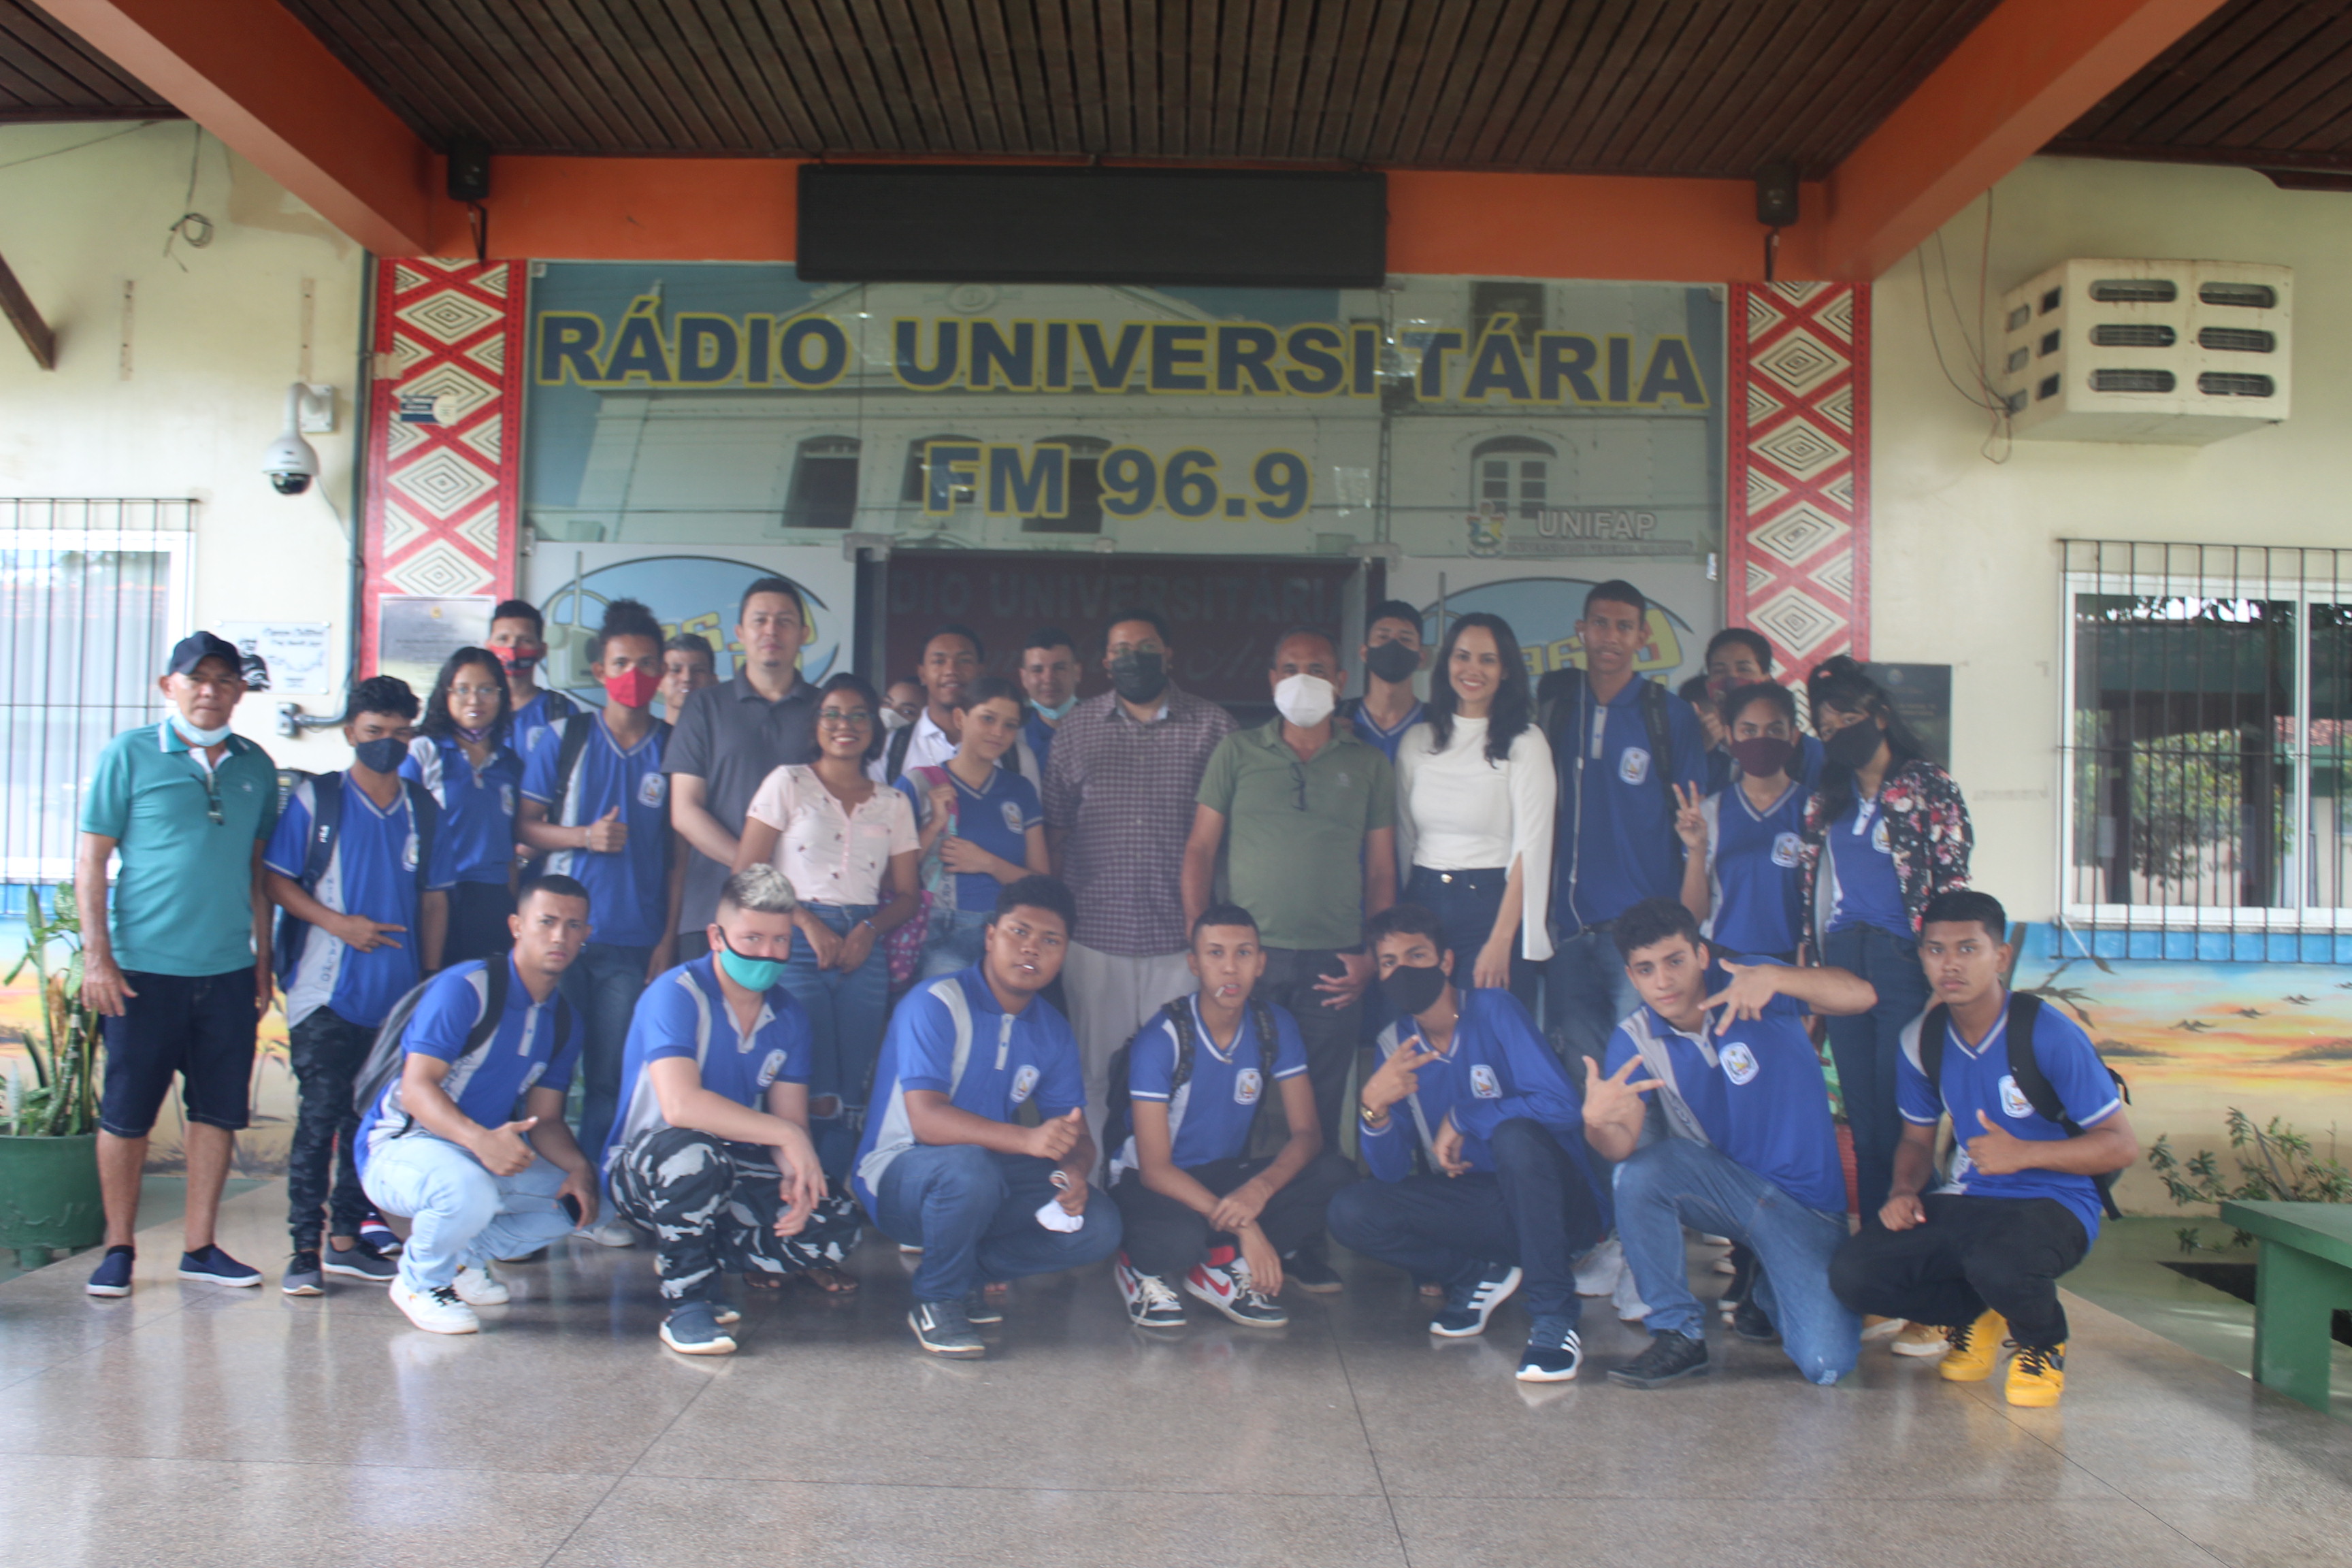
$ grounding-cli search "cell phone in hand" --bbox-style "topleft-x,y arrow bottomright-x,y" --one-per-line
559,1194 -> 583,1224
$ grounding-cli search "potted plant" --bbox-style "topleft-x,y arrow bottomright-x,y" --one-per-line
0,883 -> 105,1257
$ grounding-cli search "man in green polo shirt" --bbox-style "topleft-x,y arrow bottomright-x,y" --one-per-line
1184,627 -> 1396,1290
76,632 -> 281,1297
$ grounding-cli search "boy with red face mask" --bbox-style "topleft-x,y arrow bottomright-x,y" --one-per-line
487,598 -> 583,752
518,598 -> 679,1243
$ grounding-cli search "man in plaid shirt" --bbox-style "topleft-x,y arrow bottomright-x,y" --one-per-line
1041,609 -> 1236,1149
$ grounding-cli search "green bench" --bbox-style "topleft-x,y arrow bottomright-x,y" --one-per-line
2220,1199 -> 2352,1412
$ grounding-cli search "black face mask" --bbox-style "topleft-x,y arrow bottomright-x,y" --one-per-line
352,736 -> 406,774
1379,959 -> 1448,1018
1823,720 -> 1884,771
1364,640 -> 1420,685
1109,651 -> 1168,704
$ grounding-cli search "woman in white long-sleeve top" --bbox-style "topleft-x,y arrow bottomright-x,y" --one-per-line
1394,611 -> 1556,1008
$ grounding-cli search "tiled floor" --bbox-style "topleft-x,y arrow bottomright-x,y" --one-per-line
5,1183 -> 2352,1567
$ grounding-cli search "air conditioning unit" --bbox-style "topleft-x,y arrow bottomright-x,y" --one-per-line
1993,259 -> 2290,444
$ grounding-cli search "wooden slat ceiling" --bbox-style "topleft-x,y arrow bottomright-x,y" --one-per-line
0,1 -> 174,120
2053,0 -> 2352,174
265,0 -> 2004,177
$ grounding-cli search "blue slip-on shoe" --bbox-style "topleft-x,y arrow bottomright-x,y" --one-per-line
659,1299 -> 738,1356
179,1245 -> 262,1287
86,1246 -> 134,1297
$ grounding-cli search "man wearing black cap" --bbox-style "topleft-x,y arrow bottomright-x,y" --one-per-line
76,632 -> 282,1296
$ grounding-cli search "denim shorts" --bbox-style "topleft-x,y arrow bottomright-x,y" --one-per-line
97,966 -> 259,1137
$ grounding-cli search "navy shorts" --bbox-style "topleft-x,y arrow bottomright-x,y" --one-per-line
97,967 -> 259,1137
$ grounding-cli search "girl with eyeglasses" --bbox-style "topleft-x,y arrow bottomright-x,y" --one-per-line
402,647 -> 523,966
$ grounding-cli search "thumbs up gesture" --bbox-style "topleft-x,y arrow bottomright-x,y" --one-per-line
584,806 -> 628,853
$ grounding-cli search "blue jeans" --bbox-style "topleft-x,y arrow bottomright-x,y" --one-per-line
1822,923 -> 1931,1217
870,1145 -> 1123,1303
919,905 -> 990,980
360,1137 -> 578,1293
1407,865 -> 1537,1011
1614,1136 -> 1860,1385
779,902 -> 889,1111
560,941 -> 651,1167
1544,926 -> 1640,1064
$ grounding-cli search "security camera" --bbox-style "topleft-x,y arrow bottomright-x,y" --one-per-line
264,381 -> 321,496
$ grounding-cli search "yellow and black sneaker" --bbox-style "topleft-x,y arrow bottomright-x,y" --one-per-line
2006,1341 -> 2065,1407
1938,1309 -> 2009,1382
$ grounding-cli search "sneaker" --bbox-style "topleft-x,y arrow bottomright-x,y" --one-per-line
1516,1315 -> 1584,1383
1731,1294 -> 1778,1343
390,1279 -> 480,1335
898,1241 -> 924,1254
1607,1329 -> 1711,1389
1860,1313 -> 1908,1341
1938,1309 -> 2009,1383
1116,1256 -> 1188,1329
1573,1235 -> 1623,1296
282,1250 -> 325,1296
908,1298 -> 985,1359
1891,1320 -> 1950,1358
85,1246 -> 133,1297
708,1298 -> 742,1327
453,1264 -> 510,1306
1282,1247 -> 1343,1294
321,1239 -> 397,1282
1183,1257 -> 1288,1327
659,1300 -> 738,1356
963,1288 -> 1005,1326
2005,1341 -> 2066,1407
578,1214 -> 638,1248
1431,1263 -> 1522,1338
1610,1260 -> 1649,1324
358,1215 -> 402,1256
178,1245 -> 262,1287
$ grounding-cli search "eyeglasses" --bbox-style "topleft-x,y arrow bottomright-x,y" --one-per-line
450,683 -> 502,700
1288,760 -> 1309,812
818,708 -> 871,725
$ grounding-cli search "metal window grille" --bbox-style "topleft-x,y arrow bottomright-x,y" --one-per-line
2061,538 -> 2352,958
0,500 -> 194,885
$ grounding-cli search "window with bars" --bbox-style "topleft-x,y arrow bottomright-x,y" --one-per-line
1470,435 -> 1553,521
0,501 -> 194,884
2061,540 -> 2352,951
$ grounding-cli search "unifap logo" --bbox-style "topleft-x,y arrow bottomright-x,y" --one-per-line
756,1049 -> 787,1089
1997,1074 -> 2034,1119
1771,832 -> 1801,868
1234,1068 -> 1263,1105
1720,1042 -> 1759,1085
1618,747 -> 1652,785
1011,1064 -> 1040,1104
1469,1063 -> 1502,1098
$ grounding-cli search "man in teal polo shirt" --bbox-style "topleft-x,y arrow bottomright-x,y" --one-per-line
1184,627 -> 1396,1289
76,632 -> 280,1297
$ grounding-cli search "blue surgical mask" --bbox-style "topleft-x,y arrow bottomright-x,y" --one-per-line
717,935 -> 788,992
169,713 -> 233,748
1033,695 -> 1079,722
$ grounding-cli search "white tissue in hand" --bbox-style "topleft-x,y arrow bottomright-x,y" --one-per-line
1034,1196 -> 1083,1232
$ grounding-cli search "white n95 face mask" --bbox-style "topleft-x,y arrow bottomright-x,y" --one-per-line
1273,672 -> 1337,728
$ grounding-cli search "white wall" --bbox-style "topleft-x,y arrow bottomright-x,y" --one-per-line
0,121 -> 365,766
1871,154 -> 2352,917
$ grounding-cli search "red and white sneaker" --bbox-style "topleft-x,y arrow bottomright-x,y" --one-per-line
1183,1254 -> 1288,1327
1115,1252 -> 1187,1329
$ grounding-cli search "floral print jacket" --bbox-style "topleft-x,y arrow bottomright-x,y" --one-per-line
1797,758 -> 1972,943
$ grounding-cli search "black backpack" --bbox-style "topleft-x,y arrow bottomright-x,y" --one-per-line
348,958 -> 573,1128
273,770 -> 442,987
542,712 -> 598,823
1102,996 -> 1283,1160
1536,666 -> 1679,817
1918,992 -> 2132,1220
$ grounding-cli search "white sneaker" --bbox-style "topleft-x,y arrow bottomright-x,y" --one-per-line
1573,1235 -> 1624,1296
1611,1258 -> 1650,1324
391,1279 -> 480,1335
578,1215 -> 638,1248
453,1264 -> 510,1306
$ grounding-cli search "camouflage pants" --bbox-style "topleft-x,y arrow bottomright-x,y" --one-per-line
608,1126 -> 862,1303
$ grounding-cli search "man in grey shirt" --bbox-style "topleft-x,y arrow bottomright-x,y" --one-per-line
665,577 -> 821,960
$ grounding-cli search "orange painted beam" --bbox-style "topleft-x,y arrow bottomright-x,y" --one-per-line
1820,0 -> 2229,280
42,0 -> 434,256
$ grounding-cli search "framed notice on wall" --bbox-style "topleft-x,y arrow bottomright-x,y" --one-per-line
378,595 -> 493,693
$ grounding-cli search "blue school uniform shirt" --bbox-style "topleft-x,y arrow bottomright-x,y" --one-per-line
602,955 -> 815,1181
511,687 -> 582,753
853,965 -> 1085,1213
521,715 -> 670,949
1897,996 -> 2123,1241
1825,796 -> 1910,937
1111,994 -> 1309,1177
896,764 -> 1043,914
355,956 -> 583,1172
402,734 -> 523,885
1554,674 -> 1709,928
1341,696 -> 1424,766
1604,956 -> 1845,1214
1699,779 -> 1808,957
265,772 -> 457,1030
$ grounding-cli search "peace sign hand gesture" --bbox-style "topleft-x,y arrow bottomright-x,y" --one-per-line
1671,781 -> 1708,853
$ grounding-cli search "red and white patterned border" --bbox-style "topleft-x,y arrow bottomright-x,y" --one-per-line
1726,282 -> 1870,677
359,258 -> 526,674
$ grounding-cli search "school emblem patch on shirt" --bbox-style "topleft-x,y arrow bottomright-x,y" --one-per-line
1618,747 -> 1652,785
637,772 -> 668,808
1469,1063 -> 1502,1098
1234,1068 -> 1263,1105
1720,1042 -> 1759,1085
402,832 -> 420,871
1011,1064 -> 1040,1104
757,1049 -> 787,1089
1000,801 -> 1026,836
1771,832 -> 1801,868
1871,815 -> 1893,853
501,783 -> 517,816
1997,1073 -> 2034,1119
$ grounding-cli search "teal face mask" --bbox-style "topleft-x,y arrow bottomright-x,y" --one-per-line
717,936 -> 787,992
1032,695 -> 1079,721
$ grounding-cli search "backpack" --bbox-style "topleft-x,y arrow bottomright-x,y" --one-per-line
348,958 -> 572,1132
1535,666 -> 1678,813
273,771 -> 442,987
544,712 -> 598,824
885,721 -> 916,784
1918,992 -> 2132,1220
1102,996 -> 1283,1162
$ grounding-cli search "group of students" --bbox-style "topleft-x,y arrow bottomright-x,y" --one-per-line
71,581 -> 2134,1407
